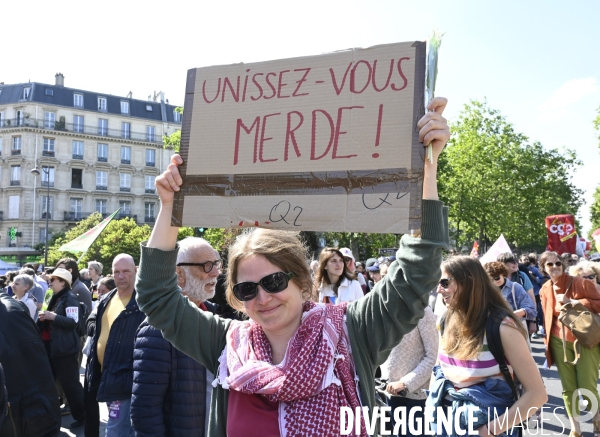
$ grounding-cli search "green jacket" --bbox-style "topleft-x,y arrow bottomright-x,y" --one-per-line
135,199 -> 448,437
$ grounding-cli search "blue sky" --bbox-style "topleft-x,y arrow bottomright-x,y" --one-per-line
3,0 -> 599,234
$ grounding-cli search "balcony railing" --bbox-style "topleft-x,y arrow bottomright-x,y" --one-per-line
64,211 -> 110,221
146,161 -> 155,167
96,185 -> 108,190
42,150 -> 55,157
120,187 -> 130,192
145,188 -> 156,194
72,154 -> 83,160
71,184 -> 83,189
145,216 -> 155,223
0,211 -> 3,220
97,156 -> 108,162
11,149 -> 21,155
0,117 -> 170,144
41,181 -> 55,187
41,212 -> 52,219
10,180 -> 20,186
121,159 -> 131,165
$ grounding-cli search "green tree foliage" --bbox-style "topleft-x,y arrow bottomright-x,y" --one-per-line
163,107 -> 183,152
438,100 -> 583,252
47,213 -> 152,273
590,186 -> 600,236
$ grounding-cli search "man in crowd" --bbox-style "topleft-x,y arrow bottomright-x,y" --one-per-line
131,237 -> 223,436
22,263 -> 48,293
84,254 -> 145,437
0,292 -> 61,436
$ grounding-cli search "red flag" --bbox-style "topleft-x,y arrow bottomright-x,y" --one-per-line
545,214 -> 577,255
470,240 -> 479,257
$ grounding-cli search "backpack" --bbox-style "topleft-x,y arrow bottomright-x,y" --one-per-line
439,313 -> 520,401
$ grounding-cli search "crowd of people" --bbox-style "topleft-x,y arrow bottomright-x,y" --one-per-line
0,96 -> 597,437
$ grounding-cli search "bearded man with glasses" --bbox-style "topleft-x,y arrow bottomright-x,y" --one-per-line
131,237 -> 226,437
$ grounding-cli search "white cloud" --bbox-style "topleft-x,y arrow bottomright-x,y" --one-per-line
539,77 -> 600,121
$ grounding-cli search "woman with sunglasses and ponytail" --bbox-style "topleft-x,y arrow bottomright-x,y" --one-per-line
539,251 -> 600,437
315,248 -> 363,304
135,97 -> 451,437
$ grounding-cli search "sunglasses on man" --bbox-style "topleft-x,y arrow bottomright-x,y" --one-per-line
233,271 -> 294,301
176,259 -> 222,273
545,261 -> 562,267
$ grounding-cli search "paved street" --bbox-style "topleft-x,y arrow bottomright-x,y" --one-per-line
55,337 -> 598,436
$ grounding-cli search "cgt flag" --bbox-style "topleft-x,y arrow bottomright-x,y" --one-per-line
58,209 -> 120,256
545,214 -> 577,255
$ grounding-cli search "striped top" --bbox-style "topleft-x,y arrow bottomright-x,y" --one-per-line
438,318 -> 514,388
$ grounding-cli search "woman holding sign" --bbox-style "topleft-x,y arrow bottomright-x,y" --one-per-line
38,267 -> 86,429
135,97 -> 450,437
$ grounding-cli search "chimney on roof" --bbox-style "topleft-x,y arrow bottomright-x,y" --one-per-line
127,91 -> 132,98
55,73 -> 64,87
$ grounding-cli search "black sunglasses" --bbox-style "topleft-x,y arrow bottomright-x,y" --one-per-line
176,259 -> 222,273
233,272 -> 294,301
582,274 -> 596,280
343,257 -> 352,263
493,276 -> 501,281
545,261 -> 563,267
438,277 -> 453,289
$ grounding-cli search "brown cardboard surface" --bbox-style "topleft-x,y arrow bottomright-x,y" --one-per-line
174,41 -> 426,233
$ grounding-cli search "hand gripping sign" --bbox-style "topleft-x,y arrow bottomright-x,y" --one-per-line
545,214 -> 577,255
172,42 -> 426,233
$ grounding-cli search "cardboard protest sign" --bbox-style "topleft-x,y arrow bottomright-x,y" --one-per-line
173,41 -> 426,233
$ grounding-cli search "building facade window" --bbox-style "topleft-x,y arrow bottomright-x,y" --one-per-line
41,166 -> 55,187
98,97 -> 107,111
44,111 -> 56,129
43,138 -> 55,156
15,110 -> 24,126
22,87 -> 31,100
0,111 -> 4,127
98,118 -> 108,136
70,198 -> 83,220
8,195 -> 20,219
95,199 -> 107,214
145,202 -> 155,222
71,168 -> 83,189
74,93 -> 83,107
119,201 -> 131,214
96,171 -> 108,190
121,146 -> 131,164
40,228 -> 53,243
145,175 -> 155,193
10,166 -> 21,185
12,136 -> 21,154
97,143 -> 108,162
173,110 -> 181,122
146,126 -> 155,142
145,149 -> 155,166
120,173 -> 131,191
73,115 -> 84,133
72,140 -> 84,159
41,196 -> 53,219
121,101 -> 129,114
122,122 -> 130,139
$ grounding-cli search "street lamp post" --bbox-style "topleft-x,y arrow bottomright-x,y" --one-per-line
30,163 -> 50,266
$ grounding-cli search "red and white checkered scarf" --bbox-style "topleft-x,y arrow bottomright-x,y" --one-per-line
215,301 -> 367,437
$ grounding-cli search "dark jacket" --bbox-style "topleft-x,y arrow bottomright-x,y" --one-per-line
131,301 -> 218,437
71,278 -> 93,316
0,293 -> 61,437
40,288 -> 81,358
85,288 -> 145,402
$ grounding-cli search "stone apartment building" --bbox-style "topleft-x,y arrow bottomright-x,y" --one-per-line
0,74 -> 181,264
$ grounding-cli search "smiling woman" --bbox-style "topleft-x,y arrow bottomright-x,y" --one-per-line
135,97 -> 451,437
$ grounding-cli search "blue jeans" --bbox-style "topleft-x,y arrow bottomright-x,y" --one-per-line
105,398 -> 134,437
